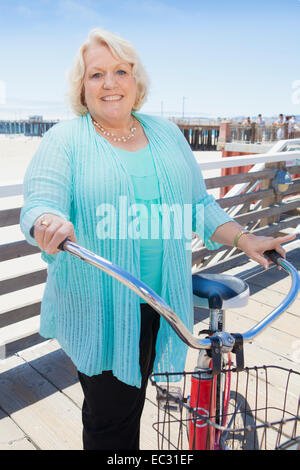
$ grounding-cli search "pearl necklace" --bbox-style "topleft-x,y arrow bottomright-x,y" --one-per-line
92,117 -> 137,143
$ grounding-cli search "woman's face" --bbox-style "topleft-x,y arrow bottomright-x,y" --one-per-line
82,41 -> 137,128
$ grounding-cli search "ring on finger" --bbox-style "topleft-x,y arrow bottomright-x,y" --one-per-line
40,219 -> 50,228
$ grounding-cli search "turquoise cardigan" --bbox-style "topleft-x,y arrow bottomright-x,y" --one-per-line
20,112 -> 232,387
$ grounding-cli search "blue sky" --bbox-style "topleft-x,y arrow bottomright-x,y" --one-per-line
0,0 -> 300,118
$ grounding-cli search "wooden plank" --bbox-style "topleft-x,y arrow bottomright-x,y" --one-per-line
140,397 -> 160,450
0,224 -> 25,245
0,269 -> 47,295
0,195 -> 23,212
225,309 -> 299,365
5,332 -> 47,358
198,150 -> 300,171
246,268 -> 298,296
246,282 -> 300,317
18,340 -> 83,408
228,296 -> 300,338
0,183 -> 23,198
205,168 -> 298,191
0,240 -> 39,262
0,408 -> 36,450
17,340 -> 159,450
0,354 -> 82,450
1,316 -> 40,348
234,200 -> 299,226
217,188 -> 274,209
0,284 -> 44,315
194,252 -> 249,274
0,208 -> 21,227
205,168 -> 276,189
0,253 -> 46,282
215,182 -> 299,209
0,302 -> 41,328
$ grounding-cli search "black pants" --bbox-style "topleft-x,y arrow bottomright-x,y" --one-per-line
77,304 -> 160,450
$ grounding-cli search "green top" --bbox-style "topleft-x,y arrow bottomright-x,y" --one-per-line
114,144 -> 163,301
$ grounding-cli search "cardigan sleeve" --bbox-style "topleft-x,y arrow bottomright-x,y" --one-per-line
170,121 -> 233,250
20,125 -> 73,262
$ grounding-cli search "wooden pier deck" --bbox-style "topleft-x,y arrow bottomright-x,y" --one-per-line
0,239 -> 299,450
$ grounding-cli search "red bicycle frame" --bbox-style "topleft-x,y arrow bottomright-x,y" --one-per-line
188,355 -> 232,450
189,366 -> 217,450
188,304 -> 233,452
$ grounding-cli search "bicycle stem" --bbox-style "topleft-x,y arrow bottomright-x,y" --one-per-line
57,239 -> 299,353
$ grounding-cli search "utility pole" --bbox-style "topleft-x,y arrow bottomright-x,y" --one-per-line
182,96 -> 187,118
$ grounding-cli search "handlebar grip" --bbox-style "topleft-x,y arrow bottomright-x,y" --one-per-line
263,249 -> 282,266
29,225 -> 67,251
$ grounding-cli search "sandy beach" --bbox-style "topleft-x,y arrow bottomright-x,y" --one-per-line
0,134 -> 222,191
0,136 -> 41,185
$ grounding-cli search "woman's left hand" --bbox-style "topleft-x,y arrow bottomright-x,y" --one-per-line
238,232 -> 296,269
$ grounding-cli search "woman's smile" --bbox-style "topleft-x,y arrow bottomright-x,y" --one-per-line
101,94 -> 124,102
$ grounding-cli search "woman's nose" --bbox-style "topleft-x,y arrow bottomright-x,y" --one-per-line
103,72 -> 116,89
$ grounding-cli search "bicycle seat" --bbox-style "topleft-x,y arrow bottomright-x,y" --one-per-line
192,273 -> 249,310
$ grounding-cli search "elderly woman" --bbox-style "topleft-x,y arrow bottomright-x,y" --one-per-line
20,28 -> 295,450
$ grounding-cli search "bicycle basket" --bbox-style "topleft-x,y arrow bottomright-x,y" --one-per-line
150,365 -> 300,450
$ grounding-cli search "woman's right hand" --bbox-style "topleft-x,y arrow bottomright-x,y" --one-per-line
33,213 -> 77,254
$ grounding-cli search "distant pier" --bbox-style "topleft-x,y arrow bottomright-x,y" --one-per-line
172,118 -> 220,150
0,116 -> 56,137
0,116 -> 221,150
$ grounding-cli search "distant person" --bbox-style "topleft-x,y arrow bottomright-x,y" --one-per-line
288,115 -> 298,138
242,116 -> 252,142
255,114 -> 265,142
20,27 -> 295,450
243,116 -> 252,125
274,113 -> 285,140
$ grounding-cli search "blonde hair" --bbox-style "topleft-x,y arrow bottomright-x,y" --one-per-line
67,28 -> 150,116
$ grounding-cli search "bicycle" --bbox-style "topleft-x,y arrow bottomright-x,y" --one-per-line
151,252 -> 300,450
30,226 -> 300,450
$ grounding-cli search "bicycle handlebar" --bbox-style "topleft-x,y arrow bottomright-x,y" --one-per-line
30,226 -> 299,351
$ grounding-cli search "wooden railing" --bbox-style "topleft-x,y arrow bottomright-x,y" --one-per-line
0,182 -> 46,358
192,150 -> 300,273
0,151 -> 299,358
228,122 -> 300,144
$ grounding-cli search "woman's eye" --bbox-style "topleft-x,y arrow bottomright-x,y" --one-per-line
92,73 -> 102,78
116,70 -> 127,75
